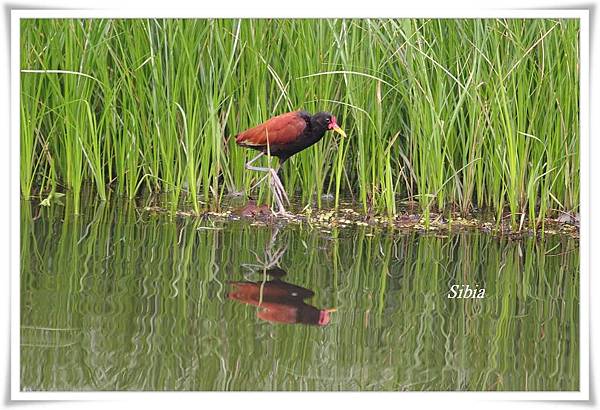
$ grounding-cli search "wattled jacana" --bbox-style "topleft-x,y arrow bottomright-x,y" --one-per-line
228,267 -> 336,326
235,111 -> 347,215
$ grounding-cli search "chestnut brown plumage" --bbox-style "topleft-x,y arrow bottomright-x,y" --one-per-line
235,110 -> 346,215
228,268 -> 336,326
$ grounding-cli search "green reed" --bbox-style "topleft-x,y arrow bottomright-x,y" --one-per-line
20,197 -> 579,390
20,19 -> 579,226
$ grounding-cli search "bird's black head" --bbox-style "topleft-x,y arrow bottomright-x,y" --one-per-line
311,112 -> 336,132
311,112 -> 347,138
310,112 -> 346,137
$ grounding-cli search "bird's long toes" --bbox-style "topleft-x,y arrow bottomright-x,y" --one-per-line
274,210 -> 294,218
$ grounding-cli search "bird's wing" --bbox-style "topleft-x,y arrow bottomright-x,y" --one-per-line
228,282 -> 261,306
235,111 -> 307,147
257,303 -> 299,324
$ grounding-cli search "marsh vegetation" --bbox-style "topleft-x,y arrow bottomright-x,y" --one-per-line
21,19 -> 579,230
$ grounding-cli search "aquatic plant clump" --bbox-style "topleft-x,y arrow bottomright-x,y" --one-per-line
20,19 -> 580,229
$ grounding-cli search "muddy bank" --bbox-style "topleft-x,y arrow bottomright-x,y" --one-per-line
142,201 -> 580,240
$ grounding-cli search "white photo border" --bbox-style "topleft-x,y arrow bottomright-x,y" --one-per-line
9,7 -> 590,402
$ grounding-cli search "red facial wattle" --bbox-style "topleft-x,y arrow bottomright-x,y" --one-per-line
328,116 -> 338,130
318,310 -> 331,326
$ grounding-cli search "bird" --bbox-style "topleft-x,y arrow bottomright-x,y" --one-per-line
228,267 -> 336,326
235,111 -> 347,215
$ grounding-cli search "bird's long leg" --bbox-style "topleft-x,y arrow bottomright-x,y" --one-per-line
245,152 -> 268,172
250,173 -> 269,191
245,153 -> 291,216
268,167 -> 290,205
249,162 -> 287,203
270,185 -> 287,215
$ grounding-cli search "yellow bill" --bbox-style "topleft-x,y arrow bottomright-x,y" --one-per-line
332,126 -> 347,138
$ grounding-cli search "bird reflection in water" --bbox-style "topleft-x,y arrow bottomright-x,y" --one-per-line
228,267 -> 336,326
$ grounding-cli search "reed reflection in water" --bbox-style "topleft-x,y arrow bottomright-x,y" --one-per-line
20,197 -> 579,391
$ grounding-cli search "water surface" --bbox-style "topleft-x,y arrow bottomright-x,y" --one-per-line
20,198 -> 579,391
